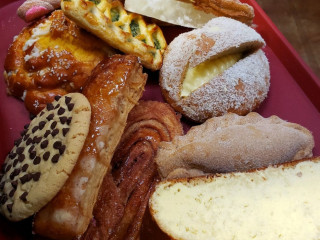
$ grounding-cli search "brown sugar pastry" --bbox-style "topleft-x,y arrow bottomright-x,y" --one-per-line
80,101 -> 183,240
0,93 -> 91,221
155,112 -> 315,179
149,157 -> 320,240
124,0 -> 254,28
61,0 -> 167,70
160,17 -> 270,123
33,55 -> 147,240
4,10 -> 115,115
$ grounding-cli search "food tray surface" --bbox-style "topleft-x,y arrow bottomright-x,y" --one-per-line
0,0 -> 320,238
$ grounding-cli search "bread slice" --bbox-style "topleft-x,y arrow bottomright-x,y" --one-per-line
149,157 -> 320,240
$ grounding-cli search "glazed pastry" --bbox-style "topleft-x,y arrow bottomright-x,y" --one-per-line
4,10 -> 115,115
33,55 -> 147,240
155,112 -> 315,179
17,0 -> 61,22
81,101 -> 183,240
160,17 -> 270,122
124,0 -> 254,28
61,0 -> 167,70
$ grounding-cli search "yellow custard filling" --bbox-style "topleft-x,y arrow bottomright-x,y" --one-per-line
181,53 -> 242,97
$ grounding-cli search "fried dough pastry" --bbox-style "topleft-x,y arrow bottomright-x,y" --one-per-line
33,55 -> 147,240
61,0 -> 167,70
4,10 -> 115,115
80,101 -> 183,240
155,112 -> 315,179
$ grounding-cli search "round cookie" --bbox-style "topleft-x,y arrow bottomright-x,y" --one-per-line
0,93 -> 91,221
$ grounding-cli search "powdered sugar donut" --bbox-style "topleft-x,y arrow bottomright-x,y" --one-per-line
160,17 -> 270,122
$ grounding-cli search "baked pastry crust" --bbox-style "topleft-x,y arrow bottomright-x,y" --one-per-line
61,0 -> 167,70
155,112 -> 315,179
4,10 -> 115,115
160,17 -> 270,122
33,55 -> 147,239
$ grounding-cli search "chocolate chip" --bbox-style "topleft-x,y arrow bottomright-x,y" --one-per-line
65,96 -> 72,104
58,107 -> 65,115
29,151 -> 36,160
24,123 -> 30,129
54,95 -> 61,101
62,128 -> 69,136
13,159 -> 19,167
28,145 -> 35,154
8,152 -> 16,159
32,172 -> 41,181
30,114 -> 36,120
40,111 -> 45,116
11,180 -> 18,189
0,194 -> 8,205
18,154 -> 25,162
7,203 -> 13,213
14,138 -> 22,146
33,157 -> 41,165
19,192 -> 28,202
16,147 -> 24,154
20,174 -> 32,184
51,121 -> 57,129
67,103 -> 74,111
39,121 -> 46,130
53,141 -> 62,149
40,140 -> 48,149
0,182 -> 5,191
43,152 -> 50,161
47,103 -> 54,111
21,164 -> 29,172
44,130 -> 51,138
55,104 -> 60,109
33,136 -> 42,144
5,164 -> 12,173
32,126 -> 39,133
59,145 -> 66,155
20,129 -> 27,137
9,188 -> 16,198
26,138 -> 33,145
67,117 -> 72,125
23,134 -> 30,141
51,129 -> 59,137
51,154 -> 60,163
46,113 -> 54,121
60,116 -> 68,124
10,169 -> 20,180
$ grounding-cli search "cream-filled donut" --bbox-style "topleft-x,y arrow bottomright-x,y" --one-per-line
160,17 -> 270,122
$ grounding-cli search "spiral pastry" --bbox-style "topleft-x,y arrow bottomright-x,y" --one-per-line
81,101 -> 183,240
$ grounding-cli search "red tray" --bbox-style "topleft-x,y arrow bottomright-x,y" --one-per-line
0,0 -> 320,238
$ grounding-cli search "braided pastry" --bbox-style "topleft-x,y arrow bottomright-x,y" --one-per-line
80,101 -> 183,239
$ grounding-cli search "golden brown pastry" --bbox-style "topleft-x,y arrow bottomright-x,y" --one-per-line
160,17 -> 270,122
61,0 -> 167,70
80,101 -> 183,240
4,10 -> 115,115
33,55 -> 147,240
155,112 -> 315,179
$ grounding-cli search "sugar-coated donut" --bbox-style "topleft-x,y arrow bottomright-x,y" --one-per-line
160,17 -> 270,122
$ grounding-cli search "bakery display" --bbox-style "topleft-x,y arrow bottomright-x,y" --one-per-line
149,157 -> 320,240
81,101 -> 183,239
4,10 -> 115,115
124,0 -> 254,28
160,17 -> 270,122
33,55 -> 147,239
0,93 -> 91,221
155,112 -> 314,179
61,0 -> 167,70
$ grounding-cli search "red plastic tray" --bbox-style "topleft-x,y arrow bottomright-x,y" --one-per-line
0,0 -> 320,238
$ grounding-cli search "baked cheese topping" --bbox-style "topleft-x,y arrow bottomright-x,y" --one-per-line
181,53 -> 242,97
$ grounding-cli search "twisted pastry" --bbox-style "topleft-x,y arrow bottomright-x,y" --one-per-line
17,0 -> 61,22
80,101 -> 183,240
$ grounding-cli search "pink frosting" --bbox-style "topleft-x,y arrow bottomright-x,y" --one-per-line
25,6 -> 50,22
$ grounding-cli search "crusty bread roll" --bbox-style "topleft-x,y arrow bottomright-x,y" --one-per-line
155,112 -> 314,179
124,0 -> 254,28
149,157 -> 320,240
160,17 -> 270,122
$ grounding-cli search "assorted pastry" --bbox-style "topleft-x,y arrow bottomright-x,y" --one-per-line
0,0 -> 318,239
